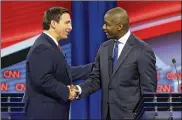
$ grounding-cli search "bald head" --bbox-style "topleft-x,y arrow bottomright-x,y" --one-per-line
105,7 -> 129,29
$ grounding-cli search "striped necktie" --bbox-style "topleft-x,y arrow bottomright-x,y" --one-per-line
113,41 -> 120,68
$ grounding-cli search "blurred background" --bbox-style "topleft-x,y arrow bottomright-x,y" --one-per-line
1,1 -> 181,119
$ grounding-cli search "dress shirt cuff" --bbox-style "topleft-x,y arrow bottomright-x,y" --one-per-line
76,85 -> 82,95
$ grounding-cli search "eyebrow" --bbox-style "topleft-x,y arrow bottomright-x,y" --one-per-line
65,20 -> 71,24
104,19 -> 111,25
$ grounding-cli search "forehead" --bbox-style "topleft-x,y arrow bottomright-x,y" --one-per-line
60,13 -> 71,21
104,14 -> 113,23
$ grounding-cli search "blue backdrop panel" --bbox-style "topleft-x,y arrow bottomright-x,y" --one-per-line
70,1 -> 116,119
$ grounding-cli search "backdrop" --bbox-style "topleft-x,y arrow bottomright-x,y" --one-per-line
1,1 -> 181,119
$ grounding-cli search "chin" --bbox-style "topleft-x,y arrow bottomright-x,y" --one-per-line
61,36 -> 68,40
65,35 -> 68,39
107,35 -> 117,40
107,36 -> 113,39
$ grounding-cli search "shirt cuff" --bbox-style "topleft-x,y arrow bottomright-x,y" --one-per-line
76,85 -> 82,95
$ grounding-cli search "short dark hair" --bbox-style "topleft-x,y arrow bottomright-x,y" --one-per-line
42,7 -> 70,30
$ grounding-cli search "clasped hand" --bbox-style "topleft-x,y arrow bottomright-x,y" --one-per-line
67,85 -> 79,100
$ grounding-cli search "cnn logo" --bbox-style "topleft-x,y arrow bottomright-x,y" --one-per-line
3,70 -> 20,79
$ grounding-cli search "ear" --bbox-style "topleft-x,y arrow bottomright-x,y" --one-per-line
50,20 -> 57,29
118,24 -> 123,31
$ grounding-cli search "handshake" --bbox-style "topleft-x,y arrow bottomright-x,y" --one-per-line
67,85 -> 80,100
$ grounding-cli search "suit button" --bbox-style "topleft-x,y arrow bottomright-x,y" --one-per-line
109,88 -> 112,90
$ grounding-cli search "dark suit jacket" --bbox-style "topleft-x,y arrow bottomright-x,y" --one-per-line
23,33 -> 93,120
79,34 -> 157,119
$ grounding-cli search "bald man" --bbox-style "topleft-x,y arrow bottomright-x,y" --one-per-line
72,7 -> 157,119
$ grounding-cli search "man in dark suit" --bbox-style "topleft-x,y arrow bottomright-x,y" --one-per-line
71,7 -> 157,119
23,7 -> 93,120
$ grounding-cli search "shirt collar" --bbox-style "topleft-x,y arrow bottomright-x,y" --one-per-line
43,31 -> 59,46
117,30 -> 131,44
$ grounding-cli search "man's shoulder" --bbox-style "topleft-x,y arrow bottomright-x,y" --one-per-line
133,35 -> 150,49
27,39 -> 53,59
100,39 -> 114,48
133,35 -> 154,53
31,33 -> 53,51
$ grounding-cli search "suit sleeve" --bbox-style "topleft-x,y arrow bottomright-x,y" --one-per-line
71,63 -> 94,80
28,45 -> 69,102
79,47 -> 102,98
138,45 -> 157,94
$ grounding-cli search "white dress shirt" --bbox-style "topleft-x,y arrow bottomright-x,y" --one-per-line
115,30 -> 131,59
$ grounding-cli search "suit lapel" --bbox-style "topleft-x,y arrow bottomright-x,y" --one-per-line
42,33 -> 58,48
42,33 -> 62,54
102,40 -> 115,84
112,34 -> 135,76
107,40 -> 115,79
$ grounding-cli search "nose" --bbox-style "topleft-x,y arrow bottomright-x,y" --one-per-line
102,24 -> 106,30
69,24 -> 72,31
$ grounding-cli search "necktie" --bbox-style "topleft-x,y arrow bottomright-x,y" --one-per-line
58,44 -> 62,51
113,41 -> 120,68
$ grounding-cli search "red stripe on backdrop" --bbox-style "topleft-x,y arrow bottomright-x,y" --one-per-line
117,1 -> 181,26
1,1 -> 71,49
133,20 -> 181,40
